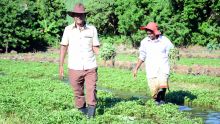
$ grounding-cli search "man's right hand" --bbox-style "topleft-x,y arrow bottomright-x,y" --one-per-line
59,65 -> 64,80
133,69 -> 138,78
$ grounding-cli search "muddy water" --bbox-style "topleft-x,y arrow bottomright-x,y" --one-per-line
98,86 -> 220,124
179,106 -> 220,124
60,78 -> 220,124
97,86 -> 149,99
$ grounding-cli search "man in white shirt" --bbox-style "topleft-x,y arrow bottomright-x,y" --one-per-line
133,22 -> 174,105
59,3 -> 99,117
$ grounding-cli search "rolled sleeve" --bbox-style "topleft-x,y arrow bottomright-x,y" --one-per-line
138,41 -> 146,61
60,27 -> 69,45
92,27 -> 100,46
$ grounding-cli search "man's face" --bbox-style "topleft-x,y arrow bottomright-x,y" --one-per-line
73,13 -> 86,25
146,30 -> 156,40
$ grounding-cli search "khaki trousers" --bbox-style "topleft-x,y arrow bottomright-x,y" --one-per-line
147,74 -> 169,98
69,68 -> 98,108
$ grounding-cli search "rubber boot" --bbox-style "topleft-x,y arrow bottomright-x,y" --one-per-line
87,105 -> 96,118
78,104 -> 87,115
156,88 -> 166,105
160,88 -> 166,102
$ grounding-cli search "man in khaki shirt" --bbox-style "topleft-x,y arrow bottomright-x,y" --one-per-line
59,3 -> 100,118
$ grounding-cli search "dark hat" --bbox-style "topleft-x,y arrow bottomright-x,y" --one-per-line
67,3 -> 87,17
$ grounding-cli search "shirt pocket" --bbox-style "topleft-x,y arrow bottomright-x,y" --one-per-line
83,34 -> 93,48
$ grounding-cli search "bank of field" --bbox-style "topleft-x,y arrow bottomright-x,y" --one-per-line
115,53 -> 220,67
2,60 -> 220,123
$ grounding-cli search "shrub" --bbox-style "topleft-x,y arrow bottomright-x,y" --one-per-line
99,43 -> 116,61
0,0 -> 67,52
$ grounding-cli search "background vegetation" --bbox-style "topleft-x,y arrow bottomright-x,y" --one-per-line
0,0 -> 67,52
1,0 -> 219,52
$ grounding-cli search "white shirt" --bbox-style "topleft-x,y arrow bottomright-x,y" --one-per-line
139,35 -> 174,78
60,23 -> 100,70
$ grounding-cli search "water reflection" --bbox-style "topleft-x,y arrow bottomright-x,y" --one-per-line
59,77 -> 220,124
179,106 -> 220,124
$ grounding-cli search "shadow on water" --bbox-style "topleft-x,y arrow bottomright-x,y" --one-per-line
166,90 -> 220,123
165,90 -> 197,105
96,86 -> 149,115
57,77 -> 220,123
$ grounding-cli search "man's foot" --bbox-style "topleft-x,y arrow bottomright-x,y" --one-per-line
159,100 -> 165,105
154,100 -> 165,105
87,105 -> 96,118
78,107 -> 87,115
154,100 -> 160,105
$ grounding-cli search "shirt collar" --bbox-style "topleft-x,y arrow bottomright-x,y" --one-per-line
71,22 -> 88,30
147,35 -> 162,43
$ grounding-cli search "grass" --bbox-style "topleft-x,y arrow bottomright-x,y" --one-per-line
177,57 -> 220,67
115,53 -> 220,67
0,59 -> 205,123
115,53 -> 137,62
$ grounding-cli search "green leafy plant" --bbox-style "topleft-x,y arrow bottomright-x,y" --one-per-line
206,42 -> 220,52
169,47 -> 180,66
0,0 -> 67,52
99,43 -> 116,61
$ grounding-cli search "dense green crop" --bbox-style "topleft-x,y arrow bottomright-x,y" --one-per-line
86,0 -> 220,47
1,60 -> 219,123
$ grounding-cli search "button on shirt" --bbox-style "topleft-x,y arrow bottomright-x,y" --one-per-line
60,23 -> 100,70
139,35 -> 174,79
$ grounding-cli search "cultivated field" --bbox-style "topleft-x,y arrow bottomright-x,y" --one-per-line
0,46 -> 219,123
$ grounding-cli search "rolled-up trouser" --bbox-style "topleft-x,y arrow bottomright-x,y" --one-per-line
147,74 -> 169,99
69,68 -> 97,108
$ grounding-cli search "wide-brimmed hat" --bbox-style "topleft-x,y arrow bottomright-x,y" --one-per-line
67,3 -> 87,17
140,22 -> 161,35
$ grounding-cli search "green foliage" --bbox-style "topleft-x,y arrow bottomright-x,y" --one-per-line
99,43 -> 116,61
0,0 -> 67,52
100,35 -> 132,45
86,0 -> 118,35
206,41 -> 220,52
85,0 -> 219,47
169,48 -> 180,66
0,60 -> 205,123
177,58 -> 220,67
1,0 -> 219,52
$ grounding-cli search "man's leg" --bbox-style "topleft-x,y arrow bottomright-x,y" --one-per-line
69,69 -> 87,114
156,88 -> 166,104
85,68 -> 98,118
157,74 -> 169,104
148,78 -> 160,104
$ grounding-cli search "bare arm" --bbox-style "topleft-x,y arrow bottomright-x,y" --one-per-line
59,45 -> 68,79
133,59 -> 144,78
93,46 -> 99,55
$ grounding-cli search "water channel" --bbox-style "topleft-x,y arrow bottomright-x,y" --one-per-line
60,77 -> 220,124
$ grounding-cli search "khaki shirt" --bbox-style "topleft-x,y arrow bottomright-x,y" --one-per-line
60,23 -> 100,70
